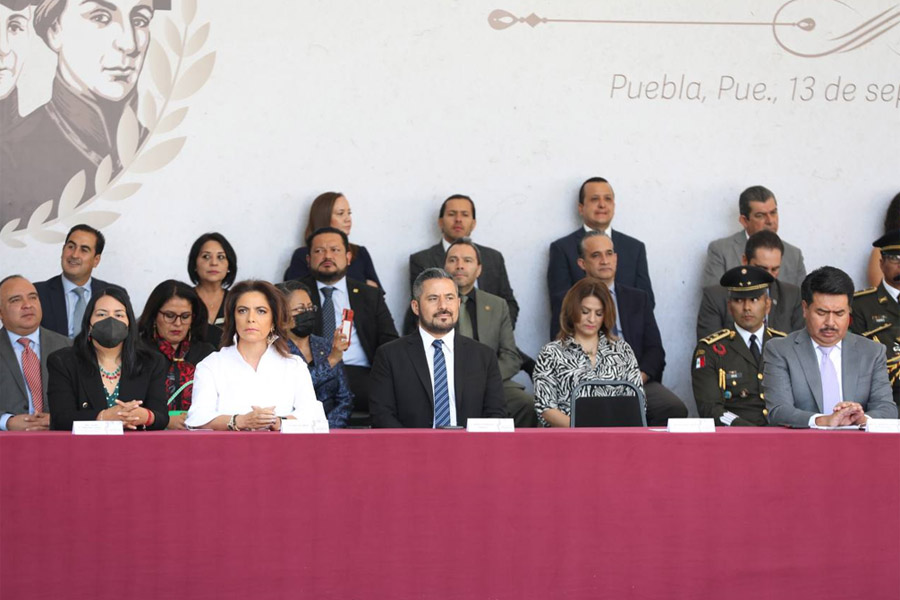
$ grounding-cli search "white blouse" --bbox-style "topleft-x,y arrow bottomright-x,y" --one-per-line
185,342 -> 325,428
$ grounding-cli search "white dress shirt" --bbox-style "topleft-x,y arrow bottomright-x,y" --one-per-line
316,277 -> 369,367
883,280 -> 900,303
418,327 -> 457,427
735,322 -> 765,355
61,275 -> 92,338
185,342 -> 325,428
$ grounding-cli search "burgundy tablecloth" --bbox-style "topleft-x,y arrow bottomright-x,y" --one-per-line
1,429 -> 898,599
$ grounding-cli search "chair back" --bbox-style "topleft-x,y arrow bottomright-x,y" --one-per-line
569,379 -> 647,427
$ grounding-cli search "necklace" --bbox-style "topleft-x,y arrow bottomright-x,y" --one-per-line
99,363 -> 122,380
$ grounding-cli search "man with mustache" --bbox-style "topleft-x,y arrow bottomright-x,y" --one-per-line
369,267 -> 506,428
763,266 -> 897,427
851,230 -> 900,407
692,266 -> 785,426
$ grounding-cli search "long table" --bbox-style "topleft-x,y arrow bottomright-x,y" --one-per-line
1,429 -> 898,599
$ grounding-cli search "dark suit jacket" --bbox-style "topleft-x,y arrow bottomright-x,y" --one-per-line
47,347 -> 169,430
548,228 -> 653,339
369,332 -> 507,428
0,327 -> 71,416
284,244 -> 381,287
34,275 -> 116,337
614,284 -> 666,383
696,279 -> 804,340
301,276 -> 398,364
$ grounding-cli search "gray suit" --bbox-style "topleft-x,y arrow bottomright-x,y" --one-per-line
0,326 -> 72,418
702,230 -> 806,288
762,328 -> 898,427
696,279 -> 804,340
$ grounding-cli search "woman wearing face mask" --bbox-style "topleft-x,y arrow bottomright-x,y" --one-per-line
276,280 -> 353,428
47,286 -> 168,431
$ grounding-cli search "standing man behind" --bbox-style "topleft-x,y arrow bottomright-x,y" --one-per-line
445,239 -> 537,427
548,177 -> 653,340
300,227 -> 398,418
370,268 -> 506,428
692,266 -> 785,426
763,267 -> 898,427
574,231 -> 686,425
702,185 -> 806,288
0,275 -> 71,431
34,224 -> 116,338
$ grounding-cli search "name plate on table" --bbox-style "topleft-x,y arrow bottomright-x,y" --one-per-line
72,421 -> 124,435
281,418 -> 330,434
667,418 -> 715,433
866,419 -> 900,433
466,418 -> 515,432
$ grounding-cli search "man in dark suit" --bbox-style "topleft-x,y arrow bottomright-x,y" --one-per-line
300,227 -> 399,417
0,275 -> 71,431
547,177 -> 653,340
370,267 -> 507,428
697,230 -> 804,339
575,231 -> 686,425
406,194 -> 518,333
34,224 -> 116,338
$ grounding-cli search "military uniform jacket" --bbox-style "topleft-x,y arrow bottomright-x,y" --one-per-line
851,283 -> 900,403
692,327 -> 786,426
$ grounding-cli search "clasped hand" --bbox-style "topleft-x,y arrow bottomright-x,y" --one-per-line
236,406 -> 280,431
817,402 -> 867,428
98,400 -> 150,430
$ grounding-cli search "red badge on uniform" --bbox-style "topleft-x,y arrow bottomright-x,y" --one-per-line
712,343 -> 726,356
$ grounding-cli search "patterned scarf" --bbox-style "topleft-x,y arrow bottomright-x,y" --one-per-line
157,339 -> 195,411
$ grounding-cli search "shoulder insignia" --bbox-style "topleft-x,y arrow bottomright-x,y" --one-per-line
766,327 -> 787,338
854,287 -> 877,297
861,323 -> 892,338
700,328 -> 733,345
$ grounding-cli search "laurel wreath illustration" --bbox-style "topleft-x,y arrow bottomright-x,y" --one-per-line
0,0 -> 215,247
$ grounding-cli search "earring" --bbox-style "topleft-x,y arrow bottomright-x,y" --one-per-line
267,329 -> 276,344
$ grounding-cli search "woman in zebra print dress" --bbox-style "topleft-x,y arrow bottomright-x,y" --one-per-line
533,277 -> 644,427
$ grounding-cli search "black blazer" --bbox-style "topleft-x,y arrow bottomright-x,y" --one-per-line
47,347 -> 169,430
300,276 -> 398,364
34,275 -> 117,337
616,284 -> 666,383
547,228 -> 653,339
369,333 -> 507,428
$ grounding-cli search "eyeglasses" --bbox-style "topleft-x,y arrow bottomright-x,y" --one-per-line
291,304 -> 318,315
159,311 -> 193,324
884,254 -> 900,265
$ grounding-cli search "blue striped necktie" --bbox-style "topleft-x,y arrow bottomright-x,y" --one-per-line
432,339 -> 451,427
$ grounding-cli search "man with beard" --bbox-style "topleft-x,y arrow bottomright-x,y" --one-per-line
300,227 -> 398,419
369,267 -> 507,428
851,230 -> 900,407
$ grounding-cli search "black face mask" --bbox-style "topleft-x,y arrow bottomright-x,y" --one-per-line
291,312 -> 316,338
91,317 -> 130,348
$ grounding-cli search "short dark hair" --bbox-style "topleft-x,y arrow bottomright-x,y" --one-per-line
137,280 -> 209,347
738,186 -> 775,218
578,177 -> 610,205
744,230 -> 785,261
412,267 -> 457,301
445,237 -> 482,264
220,280 -> 291,357
800,266 -> 854,306
275,279 -> 314,298
884,192 -> 900,234
306,226 -> 349,252
65,224 -> 105,255
73,285 -> 148,377
577,230 -> 614,259
187,232 -> 238,289
439,194 -> 476,219
0,274 -> 26,289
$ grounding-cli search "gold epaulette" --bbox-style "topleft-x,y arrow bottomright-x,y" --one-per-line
854,287 -> 877,297
861,323 -> 892,338
700,329 -> 734,345
766,327 -> 787,338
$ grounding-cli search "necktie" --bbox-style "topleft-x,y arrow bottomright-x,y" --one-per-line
466,294 -> 479,341
432,339 -> 451,427
609,288 -> 622,338
818,346 -> 840,414
72,286 -> 87,337
749,334 -> 761,364
18,338 -> 43,413
320,287 -> 336,342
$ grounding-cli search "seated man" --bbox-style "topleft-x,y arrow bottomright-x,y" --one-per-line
369,268 -> 507,428
0,275 -> 71,431
548,176 -> 653,339
763,266 -> 898,427
35,224 -> 117,338
692,266 -> 785,426
851,229 -> 900,406
702,185 -> 806,287
574,231 -> 687,425
696,230 -> 803,339
445,239 -> 537,427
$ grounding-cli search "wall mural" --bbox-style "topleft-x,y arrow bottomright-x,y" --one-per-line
0,0 -> 213,247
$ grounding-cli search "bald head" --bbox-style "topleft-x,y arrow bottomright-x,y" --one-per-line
0,276 -> 42,335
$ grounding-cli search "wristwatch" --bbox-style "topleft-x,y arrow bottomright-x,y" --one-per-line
227,414 -> 239,431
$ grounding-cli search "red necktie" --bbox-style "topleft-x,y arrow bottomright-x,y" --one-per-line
18,338 -> 44,414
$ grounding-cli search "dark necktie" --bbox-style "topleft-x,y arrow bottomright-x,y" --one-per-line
749,334 -> 761,364
432,339 -> 451,427
466,293 -> 479,341
72,286 -> 87,337
320,287 -> 336,342
18,338 -> 43,413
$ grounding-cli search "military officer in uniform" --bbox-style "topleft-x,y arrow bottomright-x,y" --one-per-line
851,230 -> 900,406
692,266 -> 786,426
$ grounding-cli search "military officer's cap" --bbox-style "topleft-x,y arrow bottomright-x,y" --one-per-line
872,230 -> 900,257
719,265 -> 774,299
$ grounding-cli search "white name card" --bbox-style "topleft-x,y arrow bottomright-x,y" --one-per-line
866,419 -> 900,433
281,418 -> 330,434
466,418 -> 515,433
72,421 -> 124,435
667,418 -> 716,433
